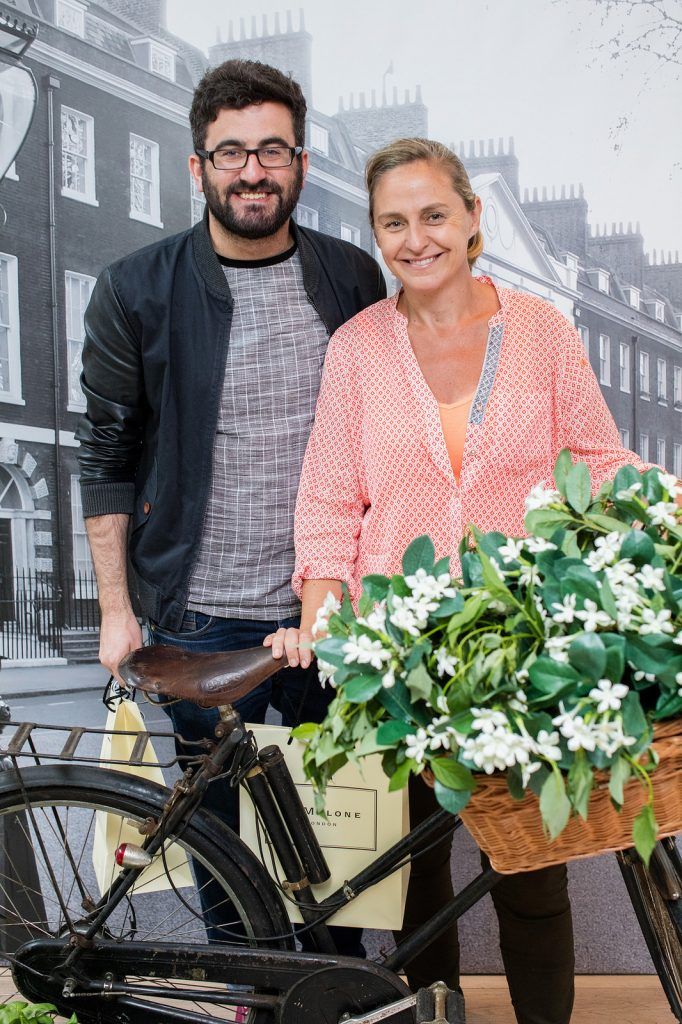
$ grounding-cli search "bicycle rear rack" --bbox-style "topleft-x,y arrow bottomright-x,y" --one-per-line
0,720 -> 208,768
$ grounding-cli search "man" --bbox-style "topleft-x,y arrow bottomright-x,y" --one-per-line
77,59 -> 385,951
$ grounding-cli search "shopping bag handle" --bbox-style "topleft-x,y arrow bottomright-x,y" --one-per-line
102,675 -> 134,711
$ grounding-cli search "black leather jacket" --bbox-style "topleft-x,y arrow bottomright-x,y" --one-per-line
76,215 -> 386,628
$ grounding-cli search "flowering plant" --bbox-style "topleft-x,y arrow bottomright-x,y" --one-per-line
293,454 -> 682,864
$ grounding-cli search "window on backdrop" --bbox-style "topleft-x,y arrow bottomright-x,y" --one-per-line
61,107 -> 97,204
65,272 -> 95,412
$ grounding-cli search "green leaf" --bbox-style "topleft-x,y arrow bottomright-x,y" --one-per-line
434,555 -> 451,575
524,509 -> 572,538
586,513 -> 631,534
433,779 -> 474,815
553,448 -> 574,498
356,728 -> 391,756
539,771 -> 572,840
529,657 -> 581,699
620,529 -> 656,566
431,594 -> 465,619
608,757 -> 631,808
565,461 -> 592,514
376,719 -> 414,744
641,468 -> 664,505
561,564 -> 601,604
602,634 -> 625,682
560,532 -> 581,559
313,636 -> 349,668
567,632 -> 606,682
388,758 -> 415,791
344,674 -> 383,703
632,802 -> 658,867
378,678 -> 429,725
507,765 -> 527,800
612,463 -> 640,498
599,575 -> 619,621
620,691 -> 648,741
291,721 -> 319,741
361,574 -> 391,603
625,635 -> 670,677
405,662 -> 433,702
402,535 -> 435,576
430,757 -> 475,791
567,756 -> 593,820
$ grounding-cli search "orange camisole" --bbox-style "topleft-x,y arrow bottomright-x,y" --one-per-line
438,394 -> 475,482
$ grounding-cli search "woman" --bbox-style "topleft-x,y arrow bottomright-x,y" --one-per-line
266,138 -> 651,1024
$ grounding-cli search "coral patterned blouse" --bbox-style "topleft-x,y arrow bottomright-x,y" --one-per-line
292,278 -> 648,601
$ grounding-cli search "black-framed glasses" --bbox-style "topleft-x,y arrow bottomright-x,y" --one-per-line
195,145 -> 303,170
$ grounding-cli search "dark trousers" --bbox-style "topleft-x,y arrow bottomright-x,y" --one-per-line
394,778 -> 575,1024
149,609 -> 363,957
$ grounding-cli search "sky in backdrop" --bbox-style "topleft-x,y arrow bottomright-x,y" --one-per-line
166,0 -> 682,257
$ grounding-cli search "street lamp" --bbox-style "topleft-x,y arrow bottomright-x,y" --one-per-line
0,1 -> 39,181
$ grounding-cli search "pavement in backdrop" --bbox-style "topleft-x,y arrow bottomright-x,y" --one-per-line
0,661 -> 110,700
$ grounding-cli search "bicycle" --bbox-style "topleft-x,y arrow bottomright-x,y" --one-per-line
0,642 -> 679,1024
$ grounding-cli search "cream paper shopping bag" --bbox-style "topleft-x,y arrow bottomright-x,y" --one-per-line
93,698 -> 194,895
239,724 -> 410,929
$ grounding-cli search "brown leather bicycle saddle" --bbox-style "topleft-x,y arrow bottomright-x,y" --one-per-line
118,644 -> 289,708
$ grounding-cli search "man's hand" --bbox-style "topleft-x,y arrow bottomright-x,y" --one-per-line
264,626 -> 314,669
99,608 -> 143,683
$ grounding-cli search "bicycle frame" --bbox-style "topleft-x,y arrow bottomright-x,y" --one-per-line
3,701 -> 501,986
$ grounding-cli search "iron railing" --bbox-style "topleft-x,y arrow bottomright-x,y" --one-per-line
0,570 -> 99,661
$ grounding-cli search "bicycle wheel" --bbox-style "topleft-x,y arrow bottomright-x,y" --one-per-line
617,842 -> 682,1022
0,764 -> 294,1024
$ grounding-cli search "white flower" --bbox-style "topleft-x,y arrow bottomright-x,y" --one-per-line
508,689 -> 529,713
515,668 -> 530,684
585,532 -> 623,571
471,708 -> 510,734
592,719 -> 637,757
405,567 -> 457,604
389,595 -> 426,637
551,593 -> 577,624
358,601 -> 388,633
588,678 -> 629,713
657,471 -> 681,499
317,658 -> 337,688
426,715 -> 454,751
638,607 -> 674,635
499,538 -> 525,564
635,565 -> 666,593
434,692 -> 450,714
605,559 -> 637,587
615,482 -> 642,502
461,723 -> 535,774
565,718 -> 597,752
546,635 -> 572,663
648,501 -> 678,530
575,599 -> 614,632
518,564 -> 541,588
381,665 -> 396,689
525,537 -> 557,554
676,671 -> 682,698
435,646 -> 459,678
405,728 -> 429,766
312,591 -> 341,638
342,634 -> 392,670
533,728 -> 562,762
633,670 -> 656,683
525,484 -> 561,512
521,761 -> 543,787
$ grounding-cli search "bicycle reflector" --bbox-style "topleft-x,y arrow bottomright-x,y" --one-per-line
115,843 -> 153,868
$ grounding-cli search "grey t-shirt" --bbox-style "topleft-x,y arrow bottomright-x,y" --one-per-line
187,245 -> 329,620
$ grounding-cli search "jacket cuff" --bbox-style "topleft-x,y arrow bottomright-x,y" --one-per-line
81,481 -> 135,518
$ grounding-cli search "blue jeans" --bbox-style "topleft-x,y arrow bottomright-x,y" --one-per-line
149,610 -> 363,956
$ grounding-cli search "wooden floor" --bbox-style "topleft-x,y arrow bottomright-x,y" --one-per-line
462,975 -> 678,1023
1,972 -> 678,1022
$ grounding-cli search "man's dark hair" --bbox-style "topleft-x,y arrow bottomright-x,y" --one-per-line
190,59 -> 307,151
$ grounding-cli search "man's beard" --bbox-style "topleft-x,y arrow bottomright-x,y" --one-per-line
201,162 -> 304,241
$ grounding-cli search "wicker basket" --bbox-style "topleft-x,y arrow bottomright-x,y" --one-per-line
458,719 -> 682,874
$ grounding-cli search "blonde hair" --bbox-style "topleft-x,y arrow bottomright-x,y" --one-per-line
365,138 -> 484,267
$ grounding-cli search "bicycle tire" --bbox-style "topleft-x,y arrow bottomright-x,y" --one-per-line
0,763 -> 294,1024
617,843 -> 682,1022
